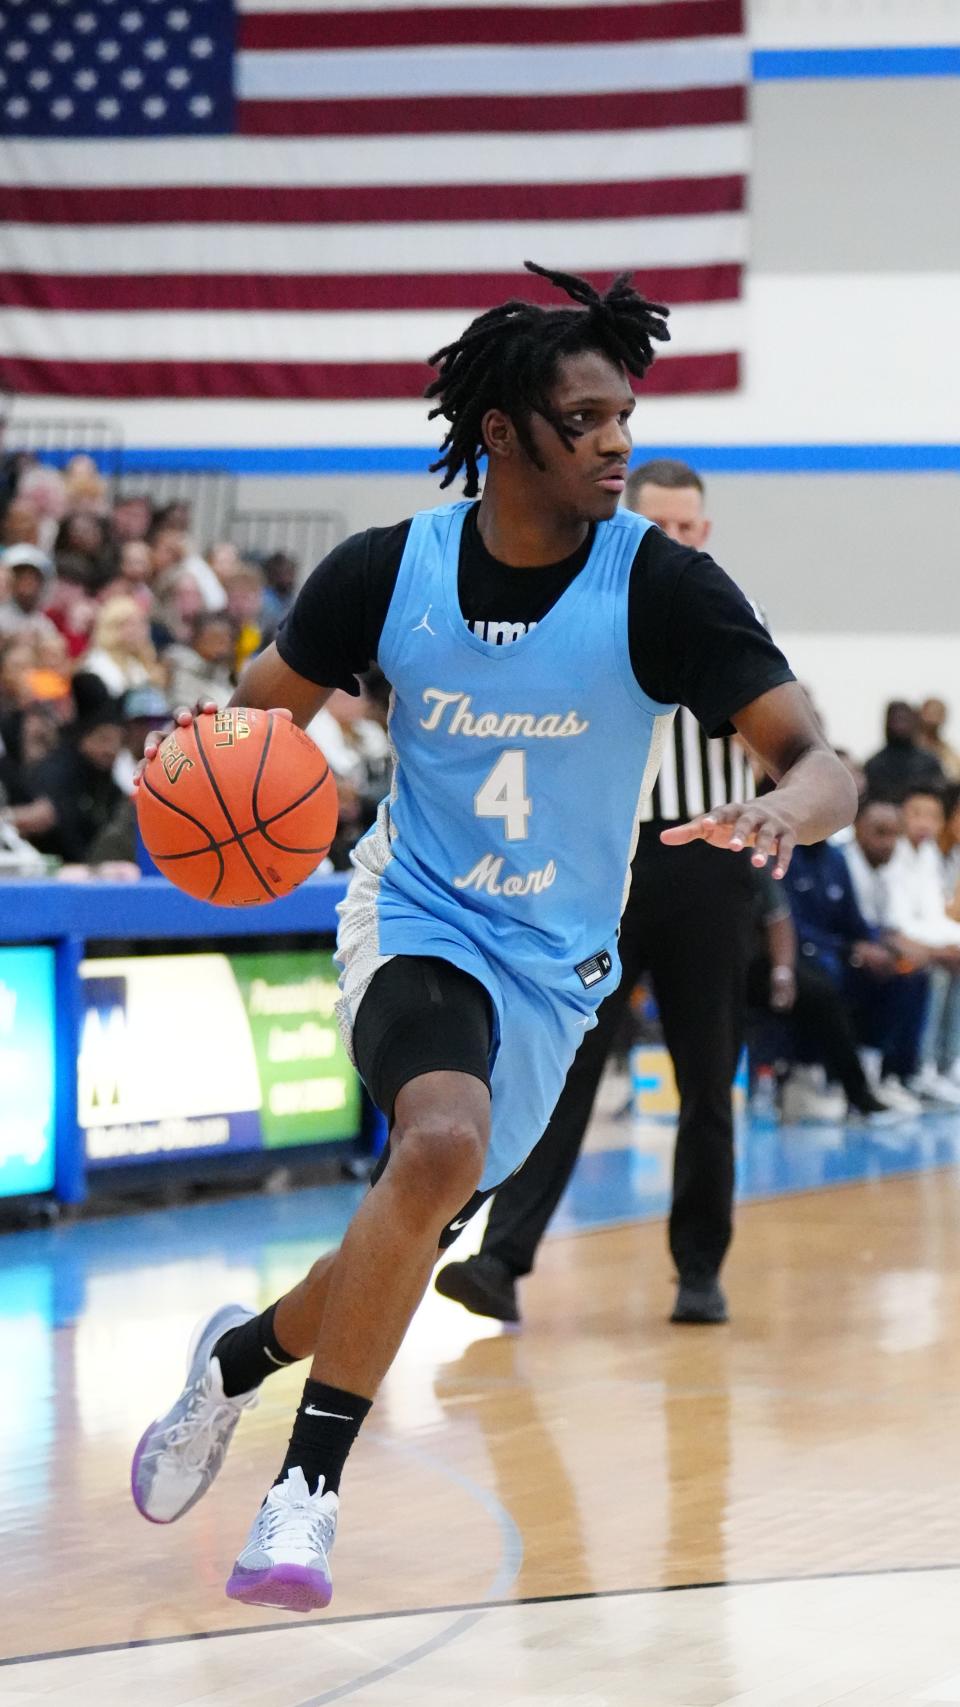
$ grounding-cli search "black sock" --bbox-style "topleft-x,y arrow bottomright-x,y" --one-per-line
276,1378 -> 372,1496
214,1302 -> 298,1398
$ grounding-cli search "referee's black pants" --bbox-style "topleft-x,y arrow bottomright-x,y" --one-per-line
476,837 -> 755,1283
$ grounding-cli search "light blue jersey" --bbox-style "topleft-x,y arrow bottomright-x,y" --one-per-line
336,501 -> 676,1189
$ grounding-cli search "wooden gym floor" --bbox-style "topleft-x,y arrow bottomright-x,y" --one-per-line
3,1097 -> 960,1705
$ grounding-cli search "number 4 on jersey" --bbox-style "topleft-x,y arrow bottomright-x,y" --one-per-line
474,750 -> 532,842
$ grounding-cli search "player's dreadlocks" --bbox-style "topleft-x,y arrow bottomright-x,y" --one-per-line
425,260 -> 671,497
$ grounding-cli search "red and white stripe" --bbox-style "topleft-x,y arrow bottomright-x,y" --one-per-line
0,0 -> 749,403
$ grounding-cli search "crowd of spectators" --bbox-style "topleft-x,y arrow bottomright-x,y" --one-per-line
0,452 -> 387,875
748,697 -> 960,1121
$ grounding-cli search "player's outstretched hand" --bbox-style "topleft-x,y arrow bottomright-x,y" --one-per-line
133,702 -> 294,787
659,798 -> 799,879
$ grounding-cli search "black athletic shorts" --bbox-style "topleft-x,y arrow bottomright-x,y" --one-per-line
353,955 -> 498,1249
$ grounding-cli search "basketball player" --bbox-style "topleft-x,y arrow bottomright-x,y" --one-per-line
131,264 -> 857,1614
438,459 -> 769,1329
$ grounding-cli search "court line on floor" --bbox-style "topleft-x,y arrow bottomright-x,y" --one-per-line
285,1434 -> 525,1707
6,1561 -> 960,1671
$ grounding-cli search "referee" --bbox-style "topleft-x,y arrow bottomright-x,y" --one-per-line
437,460 -> 767,1327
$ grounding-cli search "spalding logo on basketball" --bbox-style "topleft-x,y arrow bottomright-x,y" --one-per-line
136,708 -> 338,906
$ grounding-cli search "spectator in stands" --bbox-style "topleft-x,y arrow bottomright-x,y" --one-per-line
112,494 -> 153,544
152,566 -> 206,648
0,697 -> 60,797
79,594 -> 163,699
207,540 -> 242,587
22,703 -> 126,865
0,639 -> 38,717
3,699 -> 59,762
54,510 -> 117,589
17,462 -> 68,555
785,834 -> 925,1114
152,499 -> 192,535
1,495 -> 42,549
918,697 -> 960,783
261,551 -> 298,631
845,800 -> 904,923
887,787 -> 960,1101
17,460 -> 68,546
114,683 -> 171,796
118,539 -> 154,598
163,610 -> 236,710
45,556 -> 98,660
307,686 -> 391,824
33,621 -> 70,680
303,684 -> 391,868
149,522 -> 226,612
0,705 -> 59,849
0,545 -> 59,645
864,701 -> 945,803
223,563 -> 266,670
843,800 -> 933,1107
149,524 -> 188,584
747,864 -> 901,1123
888,788 -> 960,948
62,454 -> 109,515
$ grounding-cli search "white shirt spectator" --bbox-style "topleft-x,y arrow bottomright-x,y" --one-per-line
80,649 -> 153,698
306,707 -> 389,788
164,644 -> 234,712
0,602 -> 59,645
844,840 -> 898,929
886,837 -> 960,948
184,550 -> 228,612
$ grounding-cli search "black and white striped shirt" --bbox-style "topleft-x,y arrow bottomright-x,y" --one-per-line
640,705 -> 755,825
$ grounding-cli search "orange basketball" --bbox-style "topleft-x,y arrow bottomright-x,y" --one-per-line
136,708 -> 338,906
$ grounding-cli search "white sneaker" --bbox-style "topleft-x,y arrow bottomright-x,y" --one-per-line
907,1067 -> 960,1110
781,1067 -> 846,1124
848,1101 -> 905,1129
131,1303 -> 258,1524
226,1467 -> 339,1613
878,1076 -> 923,1116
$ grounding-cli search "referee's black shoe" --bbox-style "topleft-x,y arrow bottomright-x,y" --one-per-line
435,1255 -> 520,1324
671,1275 -> 728,1325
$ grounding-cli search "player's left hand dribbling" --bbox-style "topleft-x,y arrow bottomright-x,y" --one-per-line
659,798 -> 799,879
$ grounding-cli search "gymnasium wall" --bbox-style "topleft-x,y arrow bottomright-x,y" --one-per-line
9,0 -> 960,760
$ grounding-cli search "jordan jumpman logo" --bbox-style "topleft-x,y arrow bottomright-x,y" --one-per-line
412,605 -> 436,636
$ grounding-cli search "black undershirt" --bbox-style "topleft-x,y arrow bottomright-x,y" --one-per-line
278,504 -> 794,737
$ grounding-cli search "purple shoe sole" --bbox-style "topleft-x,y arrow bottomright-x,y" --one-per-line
225,1563 -> 333,1614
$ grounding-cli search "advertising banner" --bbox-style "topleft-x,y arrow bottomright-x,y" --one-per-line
0,946 -> 56,1197
79,950 -> 360,1166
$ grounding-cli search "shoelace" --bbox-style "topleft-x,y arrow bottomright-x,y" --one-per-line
259,1493 -> 335,1558
159,1375 -> 245,1472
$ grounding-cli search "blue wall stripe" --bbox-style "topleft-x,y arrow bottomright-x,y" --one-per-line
58,444 -> 960,478
753,46 -> 960,80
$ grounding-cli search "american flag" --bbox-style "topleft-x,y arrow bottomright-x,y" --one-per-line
0,0 -> 748,403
